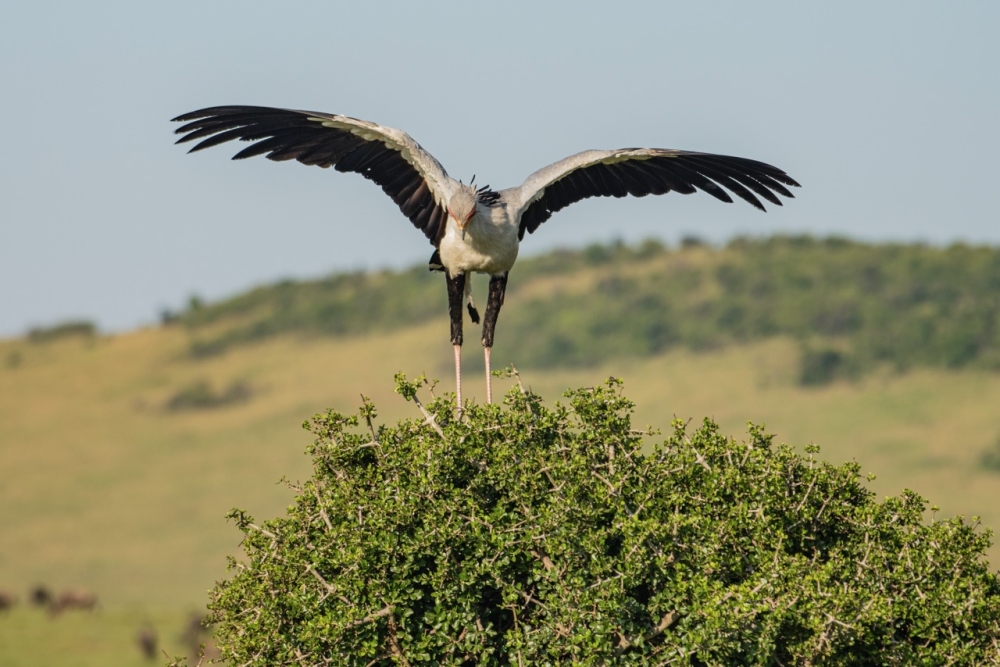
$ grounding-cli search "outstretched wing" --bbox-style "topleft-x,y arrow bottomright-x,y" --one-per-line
509,148 -> 800,240
172,106 -> 456,246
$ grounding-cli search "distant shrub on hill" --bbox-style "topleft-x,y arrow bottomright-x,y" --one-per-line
165,379 -> 253,411
178,237 -> 1000,384
27,320 -> 97,343
4,350 -> 23,369
183,267 -> 444,358
798,345 -> 854,386
188,377 -> 1000,665
982,436 -> 1000,473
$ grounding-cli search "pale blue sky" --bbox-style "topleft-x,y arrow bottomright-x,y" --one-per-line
1,1 -> 997,336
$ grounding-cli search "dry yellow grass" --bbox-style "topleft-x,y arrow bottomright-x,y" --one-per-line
2,321 -> 999,623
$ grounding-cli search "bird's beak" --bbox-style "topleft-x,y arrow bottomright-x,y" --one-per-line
450,207 -> 467,239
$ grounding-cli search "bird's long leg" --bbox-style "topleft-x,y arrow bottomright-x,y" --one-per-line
481,272 -> 509,405
454,344 -> 463,408
446,272 -> 466,411
484,346 -> 492,404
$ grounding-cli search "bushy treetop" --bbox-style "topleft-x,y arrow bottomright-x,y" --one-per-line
203,376 -> 1000,665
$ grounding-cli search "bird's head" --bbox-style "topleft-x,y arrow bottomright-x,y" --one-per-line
448,186 -> 478,239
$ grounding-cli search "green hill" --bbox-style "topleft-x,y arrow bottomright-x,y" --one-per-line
177,236 -> 1000,383
2,236 -> 1000,665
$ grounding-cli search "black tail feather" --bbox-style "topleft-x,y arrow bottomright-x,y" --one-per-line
428,249 -> 444,272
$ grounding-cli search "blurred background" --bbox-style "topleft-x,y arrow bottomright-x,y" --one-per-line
1,1 -> 998,663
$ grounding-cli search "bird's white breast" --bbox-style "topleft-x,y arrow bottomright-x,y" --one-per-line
438,204 -> 520,276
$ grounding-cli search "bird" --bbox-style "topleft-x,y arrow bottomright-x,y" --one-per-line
172,106 -> 799,407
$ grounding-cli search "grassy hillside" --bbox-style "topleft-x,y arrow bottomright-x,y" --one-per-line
3,327 -> 1000,601
2,238 -> 1000,664
175,236 -> 1000,382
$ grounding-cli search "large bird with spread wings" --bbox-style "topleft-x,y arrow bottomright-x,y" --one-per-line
173,106 -> 799,407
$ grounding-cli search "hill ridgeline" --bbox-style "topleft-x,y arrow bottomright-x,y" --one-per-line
166,236 -> 1000,385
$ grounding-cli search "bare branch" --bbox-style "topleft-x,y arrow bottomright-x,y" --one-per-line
363,394 -> 380,444
345,605 -> 395,630
386,613 -> 411,666
313,489 -> 333,532
518,589 -> 548,610
592,470 -> 618,494
305,564 -> 336,593
248,523 -> 275,539
510,363 -> 527,395
691,446 -> 712,472
530,549 -> 556,573
615,610 -> 680,655
411,392 -> 445,439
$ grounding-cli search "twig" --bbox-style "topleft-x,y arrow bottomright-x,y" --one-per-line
362,395 -> 380,444
345,604 -> 395,630
510,363 -> 527,395
615,611 -> 680,655
411,392 -> 445,439
305,564 -> 336,597
530,549 -> 556,574
825,613 -> 854,630
247,523 -> 275,539
690,446 -> 712,472
518,590 -> 548,610
314,489 -> 333,532
592,471 -> 618,494
793,476 -> 817,514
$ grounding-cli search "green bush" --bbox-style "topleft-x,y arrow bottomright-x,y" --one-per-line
27,319 -> 96,343
4,350 -> 23,369
165,379 -> 253,411
981,436 -> 1000,473
799,345 -> 856,387
197,377 -> 1000,665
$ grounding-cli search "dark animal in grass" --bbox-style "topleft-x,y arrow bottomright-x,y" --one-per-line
0,590 -> 17,611
48,589 -> 98,615
137,623 -> 158,660
29,584 -> 52,607
180,612 -> 219,662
